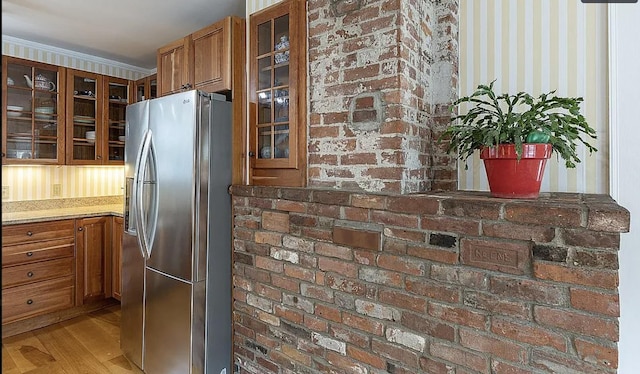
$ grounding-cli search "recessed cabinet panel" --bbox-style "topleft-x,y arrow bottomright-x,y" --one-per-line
157,37 -> 191,96
2,56 -> 65,164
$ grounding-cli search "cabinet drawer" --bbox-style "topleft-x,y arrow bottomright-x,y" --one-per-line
2,220 -> 75,246
2,257 -> 74,288
2,276 -> 74,324
2,238 -> 75,267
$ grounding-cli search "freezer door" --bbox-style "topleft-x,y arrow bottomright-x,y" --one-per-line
144,268 -> 205,374
146,90 -> 207,282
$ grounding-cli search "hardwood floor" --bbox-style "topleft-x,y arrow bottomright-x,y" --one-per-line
2,305 -> 142,374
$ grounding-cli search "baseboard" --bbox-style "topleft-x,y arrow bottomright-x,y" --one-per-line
2,298 -> 120,339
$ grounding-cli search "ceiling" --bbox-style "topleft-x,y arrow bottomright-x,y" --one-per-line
1,0 -> 246,70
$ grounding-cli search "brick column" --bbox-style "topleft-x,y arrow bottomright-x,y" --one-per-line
307,0 -> 458,194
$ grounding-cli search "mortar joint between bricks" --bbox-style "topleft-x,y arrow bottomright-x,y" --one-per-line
580,206 -> 589,228
498,203 -> 506,220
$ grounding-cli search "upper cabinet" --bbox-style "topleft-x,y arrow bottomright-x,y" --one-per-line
157,36 -> 192,96
66,69 -> 103,165
135,74 -> 157,102
2,56 -> 66,165
157,16 -> 242,96
104,77 -> 131,164
65,69 -> 130,165
192,17 -> 232,92
248,0 -> 307,186
2,56 -> 131,166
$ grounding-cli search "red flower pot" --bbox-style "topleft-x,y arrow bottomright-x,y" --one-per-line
480,143 -> 552,199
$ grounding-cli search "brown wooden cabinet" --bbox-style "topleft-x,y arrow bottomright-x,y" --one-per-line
249,0 -> 307,186
75,216 -> 111,305
157,36 -> 192,96
2,56 -> 66,165
193,17 -> 232,92
157,16 -> 243,97
135,73 -> 157,102
104,77 -> 131,164
66,70 -> 131,165
111,216 -> 123,301
1,220 -> 75,324
65,69 -> 103,165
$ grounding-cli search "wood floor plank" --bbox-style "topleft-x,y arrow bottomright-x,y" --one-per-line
2,304 -> 141,374
2,344 -> 21,374
2,331 -> 56,372
32,323 -> 111,374
86,306 -> 121,342
22,361 -> 68,374
60,314 -> 122,364
102,355 -> 143,374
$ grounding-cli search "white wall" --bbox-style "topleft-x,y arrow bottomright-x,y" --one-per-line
609,4 -> 640,373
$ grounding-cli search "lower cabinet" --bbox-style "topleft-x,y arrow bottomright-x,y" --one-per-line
75,216 -> 112,305
1,220 -> 76,324
2,215 -> 123,329
112,216 -> 123,301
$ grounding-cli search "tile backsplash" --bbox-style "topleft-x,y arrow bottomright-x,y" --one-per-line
1,165 -> 124,201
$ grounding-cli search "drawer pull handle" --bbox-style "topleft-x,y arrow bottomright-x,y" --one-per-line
27,231 -> 33,236
27,271 -> 34,278
26,299 -> 33,305
78,227 -> 84,232
26,252 -> 34,257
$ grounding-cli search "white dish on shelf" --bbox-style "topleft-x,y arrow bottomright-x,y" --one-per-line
35,106 -> 54,112
118,136 -> 126,142
75,117 -> 95,124
7,105 -> 24,117
85,131 -> 96,139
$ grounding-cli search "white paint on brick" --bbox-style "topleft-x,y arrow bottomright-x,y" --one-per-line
311,332 -> 346,354
270,248 -> 300,264
282,235 -> 314,253
355,174 -> 385,193
247,294 -> 273,313
355,299 -> 400,321
385,327 -> 426,352
432,61 -> 454,105
256,310 -> 281,326
283,293 -> 314,314
359,268 -> 397,285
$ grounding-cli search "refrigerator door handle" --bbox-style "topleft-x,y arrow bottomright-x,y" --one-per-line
135,129 -> 154,259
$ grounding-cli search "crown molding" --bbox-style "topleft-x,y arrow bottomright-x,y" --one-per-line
2,35 -> 155,77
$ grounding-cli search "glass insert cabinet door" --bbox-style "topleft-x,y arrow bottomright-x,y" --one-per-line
250,5 -> 298,168
66,70 -> 102,164
106,78 -> 130,164
2,58 -> 65,164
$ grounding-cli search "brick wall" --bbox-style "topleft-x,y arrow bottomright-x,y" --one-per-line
232,186 -> 629,373
307,0 -> 457,194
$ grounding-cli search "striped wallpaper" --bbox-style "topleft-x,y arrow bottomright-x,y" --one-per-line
247,0 -> 283,14
2,36 -> 151,80
1,166 -> 124,202
458,0 -> 609,194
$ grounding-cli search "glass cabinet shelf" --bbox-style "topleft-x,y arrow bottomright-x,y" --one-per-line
3,57 -> 64,164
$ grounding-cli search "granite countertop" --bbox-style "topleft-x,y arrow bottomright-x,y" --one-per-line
2,196 -> 124,226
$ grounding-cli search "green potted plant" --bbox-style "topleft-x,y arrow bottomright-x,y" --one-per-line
441,80 -> 598,198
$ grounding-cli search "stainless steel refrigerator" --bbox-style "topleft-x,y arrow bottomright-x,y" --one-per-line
121,90 -> 232,374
